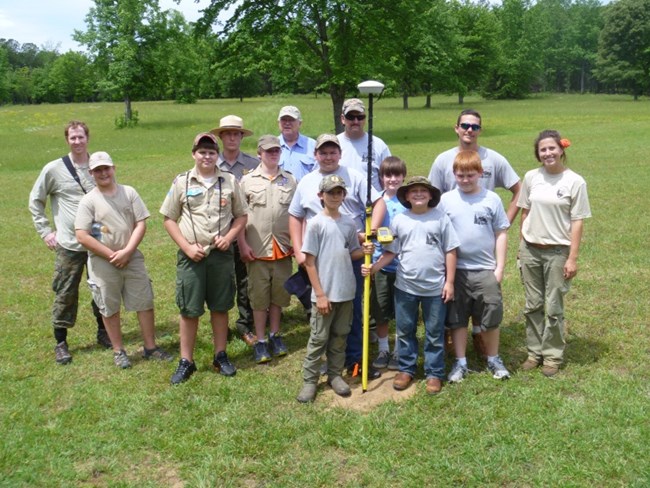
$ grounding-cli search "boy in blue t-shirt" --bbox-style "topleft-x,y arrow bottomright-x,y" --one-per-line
370,157 -> 407,370
363,176 -> 460,394
438,150 -> 511,382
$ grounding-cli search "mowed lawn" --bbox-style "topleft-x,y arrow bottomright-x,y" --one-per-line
1,94 -> 648,487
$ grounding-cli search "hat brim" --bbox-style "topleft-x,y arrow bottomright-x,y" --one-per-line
396,182 -> 441,209
210,127 -> 254,138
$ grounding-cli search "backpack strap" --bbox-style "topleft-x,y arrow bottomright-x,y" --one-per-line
61,155 -> 87,194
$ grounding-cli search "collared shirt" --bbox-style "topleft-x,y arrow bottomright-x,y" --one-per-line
29,154 -> 96,252
337,132 -> 391,192
217,151 -> 259,181
160,166 -> 248,247
240,167 -> 297,257
278,133 -> 316,181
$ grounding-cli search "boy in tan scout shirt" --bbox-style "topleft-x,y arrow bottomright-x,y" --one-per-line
238,135 -> 297,363
160,132 -> 248,385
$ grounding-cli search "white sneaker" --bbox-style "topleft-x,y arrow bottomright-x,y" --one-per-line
487,356 -> 511,380
447,360 -> 468,383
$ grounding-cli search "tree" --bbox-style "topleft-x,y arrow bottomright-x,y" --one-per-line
74,0 -> 165,123
596,0 -> 650,99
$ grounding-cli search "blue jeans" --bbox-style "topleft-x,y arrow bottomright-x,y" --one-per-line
394,287 -> 446,379
344,258 -> 363,367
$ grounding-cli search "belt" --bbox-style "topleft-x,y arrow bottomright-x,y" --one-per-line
525,240 -> 565,250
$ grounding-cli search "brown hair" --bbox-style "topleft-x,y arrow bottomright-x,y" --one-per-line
533,129 -> 567,164
379,156 -> 407,178
456,109 -> 481,126
453,150 -> 483,174
64,121 -> 89,139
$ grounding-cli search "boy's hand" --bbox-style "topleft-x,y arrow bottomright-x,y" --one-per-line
564,257 -> 578,279
361,242 -> 374,255
238,242 -> 256,262
315,294 -> 331,315
213,235 -> 231,252
442,282 -> 454,303
185,243 -> 206,262
109,249 -> 132,268
360,264 -> 373,277
494,268 -> 504,284
294,250 -> 307,267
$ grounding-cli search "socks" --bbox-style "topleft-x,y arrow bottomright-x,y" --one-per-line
378,336 -> 389,352
456,357 -> 467,367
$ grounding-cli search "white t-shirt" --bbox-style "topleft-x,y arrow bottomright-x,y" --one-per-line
337,132 -> 391,192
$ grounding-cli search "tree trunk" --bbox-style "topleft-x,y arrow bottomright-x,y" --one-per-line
402,93 -> 408,109
425,94 -> 431,108
458,93 -> 464,104
329,85 -> 346,134
124,96 -> 132,121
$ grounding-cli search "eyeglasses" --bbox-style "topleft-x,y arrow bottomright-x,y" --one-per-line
459,123 -> 481,131
344,113 -> 366,121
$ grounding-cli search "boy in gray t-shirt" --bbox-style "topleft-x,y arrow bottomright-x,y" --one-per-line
297,174 -> 364,403
438,150 -> 512,383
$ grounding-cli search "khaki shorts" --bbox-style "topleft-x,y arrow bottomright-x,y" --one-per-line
246,257 -> 292,310
88,251 -> 154,317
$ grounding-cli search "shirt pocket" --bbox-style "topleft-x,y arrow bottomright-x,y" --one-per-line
278,186 -> 294,206
247,186 -> 267,208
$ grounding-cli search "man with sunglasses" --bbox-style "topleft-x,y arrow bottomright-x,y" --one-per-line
337,98 -> 391,192
428,109 -> 520,224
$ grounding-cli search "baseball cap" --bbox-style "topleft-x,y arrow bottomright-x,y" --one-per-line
258,134 -> 281,151
342,98 -> 365,115
89,151 -> 114,171
319,174 -> 347,193
192,132 -> 219,152
315,134 -> 340,150
278,106 -> 302,120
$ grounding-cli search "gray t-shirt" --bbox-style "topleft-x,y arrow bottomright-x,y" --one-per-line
289,165 -> 381,231
428,146 -> 519,193
386,208 -> 460,297
438,188 -> 510,270
301,212 -> 361,303
337,132 -> 391,192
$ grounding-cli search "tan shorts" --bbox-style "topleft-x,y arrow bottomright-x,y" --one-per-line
246,258 -> 292,310
87,251 -> 154,317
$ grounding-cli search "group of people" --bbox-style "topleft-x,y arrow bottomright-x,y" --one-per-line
29,103 -> 590,402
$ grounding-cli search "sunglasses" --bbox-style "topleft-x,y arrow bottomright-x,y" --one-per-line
344,113 -> 366,121
459,122 -> 481,131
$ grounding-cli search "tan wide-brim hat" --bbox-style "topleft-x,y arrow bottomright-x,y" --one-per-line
210,115 -> 253,138
396,176 -> 441,209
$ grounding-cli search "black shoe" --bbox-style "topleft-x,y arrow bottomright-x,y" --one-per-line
54,341 -> 72,365
347,362 -> 381,380
170,358 -> 197,385
213,351 -> 237,377
96,329 -> 112,349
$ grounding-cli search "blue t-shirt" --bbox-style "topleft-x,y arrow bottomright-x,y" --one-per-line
372,193 -> 406,273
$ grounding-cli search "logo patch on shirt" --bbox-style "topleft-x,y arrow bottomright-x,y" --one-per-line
426,233 -> 439,246
474,212 -> 489,225
186,187 -> 203,197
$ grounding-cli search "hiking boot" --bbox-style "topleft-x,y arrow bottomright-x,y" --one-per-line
113,350 -> 131,369
213,351 -> 237,377
142,346 -> 174,362
347,362 -> 381,380
372,350 -> 390,369
253,341 -> 272,364
268,334 -> 288,357
296,383 -> 317,403
96,329 -> 112,349
487,356 -> 511,380
447,360 -> 468,383
328,376 -> 351,397
521,358 -> 541,371
170,358 -> 197,384
425,377 -> 443,395
387,352 -> 399,370
393,372 -> 413,391
54,341 -> 72,365
240,331 -> 257,347
472,332 -> 487,361
541,364 -> 560,377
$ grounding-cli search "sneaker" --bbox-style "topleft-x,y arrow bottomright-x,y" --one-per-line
521,358 -> 541,371
372,350 -> 390,369
387,352 -> 399,370
213,351 -> 237,377
113,350 -> 131,369
296,383 -> 317,403
96,329 -> 112,349
328,376 -> 351,397
142,346 -> 174,362
268,334 -> 288,357
253,341 -> 272,364
347,362 -> 381,380
170,358 -> 197,384
54,341 -> 72,365
541,364 -> 560,377
487,356 -> 511,380
447,360 -> 468,383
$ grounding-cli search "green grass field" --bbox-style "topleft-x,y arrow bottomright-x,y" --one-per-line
1,94 -> 649,487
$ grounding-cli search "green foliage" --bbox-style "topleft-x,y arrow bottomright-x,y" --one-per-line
114,109 -> 139,129
595,0 -> 650,97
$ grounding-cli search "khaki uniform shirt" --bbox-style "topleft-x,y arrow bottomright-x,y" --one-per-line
29,154 -> 96,252
217,151 -> 259,181
240,167 -> 297,257
160,167 -> 248,247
